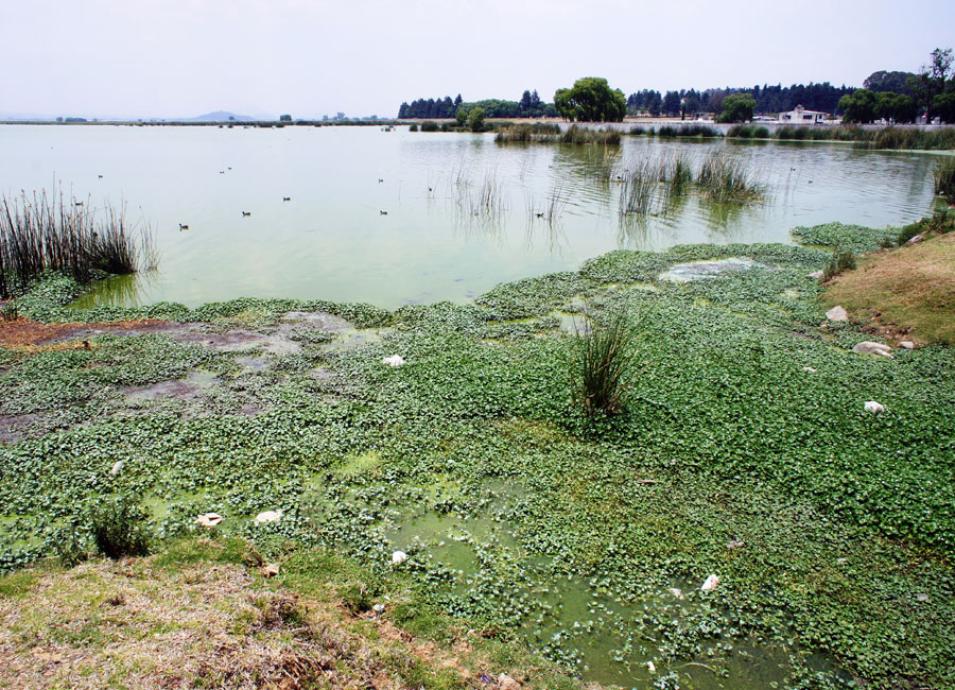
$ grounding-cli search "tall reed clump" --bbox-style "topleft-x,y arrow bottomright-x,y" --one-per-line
619,159 -> 657,215
655,124 -> 722,139
574,311 -> 632,418
935,156 -> 955,204
696,153 -> 764,204
727,124 -> 770,139
823,250 -> 857,281
561,125 -> 621,146
0,192 -> 156,299
494,123 -> 562,143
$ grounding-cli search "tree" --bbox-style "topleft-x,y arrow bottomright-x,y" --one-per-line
864,70 -> 917,95
553,77 -> 627,122
874,92 -> 917,123
279,114 -> 292,122
838,89 -> 877,123
466,106 -> 485,132
662,90 -> 682,117
934,92 -> 955,123
717,93 -> 756,123
913,48 -> 954,117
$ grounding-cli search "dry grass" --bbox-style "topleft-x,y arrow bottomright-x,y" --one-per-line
824,233 -> 955,344
0,550 -> 484,690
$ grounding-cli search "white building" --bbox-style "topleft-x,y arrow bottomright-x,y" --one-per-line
778,105 -> 829,124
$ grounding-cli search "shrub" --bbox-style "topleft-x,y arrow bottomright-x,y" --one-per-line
408,123 -> 418,132
419,120 -> 439,132
574,311 -> 632,417
89,496 -> 152,559
823,251 -> 857,281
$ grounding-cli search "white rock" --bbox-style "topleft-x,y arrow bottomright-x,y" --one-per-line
372,603 -> 386,614
906,233 -> 924,245
899,341 -> 915,350
391,550 -> 408,565
667,587 -> 684,599
864,400 -> 885,415
382,354 -> 405,367
808,270 -> 824,280
802,366 -> 817,373
825,305 -> 848,322
646,661 -> 656,674
109,460 -> 124,476
852,341 -> 893,358
700,574 -> 720,592
497,674 -> 521,690
727,538 -> 745,550
254,510 -> 283,525
195,512 -> 223,528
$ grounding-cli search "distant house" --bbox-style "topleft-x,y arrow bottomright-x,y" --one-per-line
778,105 -> 828,124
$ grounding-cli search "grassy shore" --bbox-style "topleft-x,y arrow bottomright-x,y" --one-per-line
1,223 -> 953,689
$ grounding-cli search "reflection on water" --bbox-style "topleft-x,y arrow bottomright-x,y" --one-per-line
0,125 -> 937,308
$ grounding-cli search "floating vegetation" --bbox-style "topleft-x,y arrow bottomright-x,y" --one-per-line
0,191 -> 155,299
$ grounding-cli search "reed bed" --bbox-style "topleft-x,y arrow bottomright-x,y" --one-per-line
934,156 -> 955,204
752,125 -> 955,150
619,159 -> 657,215
696,153 -> 764,203
0,192 -> 155,299
494,123 -> 562,143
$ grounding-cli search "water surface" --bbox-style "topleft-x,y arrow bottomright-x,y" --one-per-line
0,124 -> 937,307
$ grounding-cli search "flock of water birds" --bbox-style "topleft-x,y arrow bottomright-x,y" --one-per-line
170,168 -> 399,231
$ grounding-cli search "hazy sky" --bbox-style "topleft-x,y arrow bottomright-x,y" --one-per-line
2,0 -> 952,119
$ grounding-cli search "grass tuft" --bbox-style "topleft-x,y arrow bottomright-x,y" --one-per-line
574,311 -> 631,417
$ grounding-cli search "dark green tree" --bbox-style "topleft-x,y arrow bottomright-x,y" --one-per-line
934,92 -> 955,123
662,90 -> 682,117
554,77 -> 627,122
838,89 -> 877,123
717,93 -> 756,123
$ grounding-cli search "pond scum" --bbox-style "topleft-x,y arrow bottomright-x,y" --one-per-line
0,222 -> 953,688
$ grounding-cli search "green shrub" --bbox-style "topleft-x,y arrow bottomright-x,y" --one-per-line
408,123 -> 418,132
823,251 -> 857,281
88,496 -> 152,560
419,120 -> 439,132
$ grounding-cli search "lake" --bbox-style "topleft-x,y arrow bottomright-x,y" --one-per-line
0,124 -> 938,308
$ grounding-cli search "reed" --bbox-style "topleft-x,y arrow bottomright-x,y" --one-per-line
696,152 -> 764,203
494,123 -> 562,143
561,125 -> 621,146
934,156 -> 955,204
0,191 -> 155,298
655,124 -> 722,139
619,159 -> 657,215
574,310 -> 631,417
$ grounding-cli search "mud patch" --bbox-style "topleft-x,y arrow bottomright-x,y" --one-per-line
0,413 -> 42,444
124,371 -> 220,405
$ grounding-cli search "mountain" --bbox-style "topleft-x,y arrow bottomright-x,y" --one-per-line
188,111 -> 256,123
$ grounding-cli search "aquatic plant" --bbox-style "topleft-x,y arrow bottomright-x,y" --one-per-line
822,250 -> 857,281
696,152 -> 763,203
0,191 -> 155,299
560,125 -> 621,145
494,123 -> 563,143
654,124 -> 722,138
726,124 -> 770,139
573,310 -> 631,417
934,155 -> 955,203
419,120 -> 439,132
619,159 -> 657,215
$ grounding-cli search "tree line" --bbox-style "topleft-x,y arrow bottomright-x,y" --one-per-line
626,83 -> 854,118
397,90 -> 556,119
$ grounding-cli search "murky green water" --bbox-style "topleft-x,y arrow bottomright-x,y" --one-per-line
0,124 -> 937,308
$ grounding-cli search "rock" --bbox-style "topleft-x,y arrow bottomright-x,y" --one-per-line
852,341 -> 893,358
195,512 -> 223,528
727,538 -> 745,550
906,233 -> 924,245
260,563 -> 279,578
825,305 -> 848,322
802,366 -> 817,373
864,400 -> 885,415
497,673 -> 520,690
372,603 -> 386,614
391,550 -> 408,565
667,587 -> 684,599
254,510 -> 283,525
916,592 -> 930,603
382,354 -> 405,367
700,574 -> 720,592
109,460 -> 124,476
899,341 -> 915,350
646,661 -> 657,674
808,270 -> 824,280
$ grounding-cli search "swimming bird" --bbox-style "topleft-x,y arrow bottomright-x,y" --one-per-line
219,170 -> 225,174
178,223 -> 189,231
98,174 -> 103,179
379,210 -> 388,215
74,201 -> 84,206
378,178 -> 384,183
536,212 -> 544,218
282,196 -> 291,202
242,211 -> 252,217
428,187 -> 433,192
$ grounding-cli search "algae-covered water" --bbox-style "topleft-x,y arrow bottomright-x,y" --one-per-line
0,124 -> 937,308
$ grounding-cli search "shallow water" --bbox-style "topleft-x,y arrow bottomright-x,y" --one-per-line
0,124 -> 937,308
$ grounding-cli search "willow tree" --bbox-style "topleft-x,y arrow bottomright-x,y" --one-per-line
554,77 -> 627,122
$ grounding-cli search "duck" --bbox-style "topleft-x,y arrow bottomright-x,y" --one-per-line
178,223 -> 190,231
242,211 -> 252,217
536,212 -> 544,218
74,201 -> 84,206
97,174 -> 103,179
378,178 -> 384,183
282,196 -> 291,202
379,210 -> 388,215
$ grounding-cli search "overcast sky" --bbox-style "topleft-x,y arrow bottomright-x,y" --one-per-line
2,0 -> 952,119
